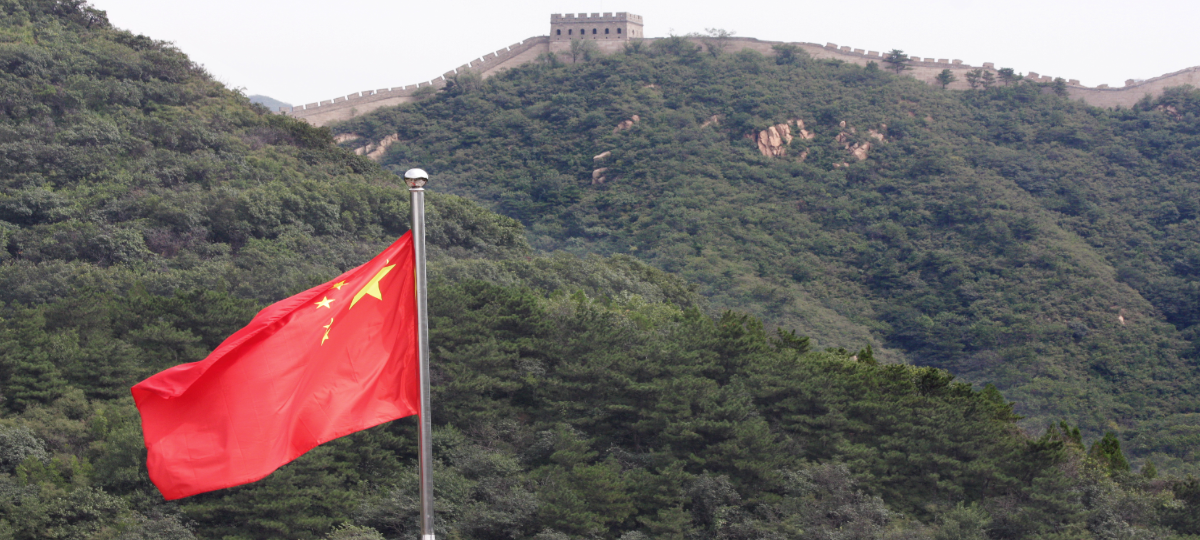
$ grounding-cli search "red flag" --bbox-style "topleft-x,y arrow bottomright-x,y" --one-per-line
132,233 -> 420,500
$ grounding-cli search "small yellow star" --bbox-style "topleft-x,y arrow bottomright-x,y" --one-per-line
315,297 -> 335,309
321,318 -> 334,345
331,281 -> 347,290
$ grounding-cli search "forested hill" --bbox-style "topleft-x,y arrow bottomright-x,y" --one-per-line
334,39 -> 1200,471
3,1 -> 1200,539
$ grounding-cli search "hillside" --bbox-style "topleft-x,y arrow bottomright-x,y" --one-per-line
3,1 -> 1200,539
333,40 -> 1200,471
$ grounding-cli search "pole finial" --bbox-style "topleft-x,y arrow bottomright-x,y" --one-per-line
404,168 -> 429,188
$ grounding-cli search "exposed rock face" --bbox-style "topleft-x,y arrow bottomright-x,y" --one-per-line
613,115 -> 641,133
700,115 -> 722,128
593,151 -> 611,162
834,133 -> 871,161
756,124 -> 791,157
851,145 -> 870,160
592,167 -> 609,184
752,119 -> 813,158
354,133 -> 400,160
334,133 -> 361,144
795,119 -> 815,140
835,123 -> 886,162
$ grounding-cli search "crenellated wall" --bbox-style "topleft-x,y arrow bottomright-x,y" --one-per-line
286,29 -> 1198,127
780,40 -> 1198,106
285,37 -> 550,126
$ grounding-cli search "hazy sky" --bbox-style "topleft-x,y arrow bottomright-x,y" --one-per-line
88,0 -> 1199,107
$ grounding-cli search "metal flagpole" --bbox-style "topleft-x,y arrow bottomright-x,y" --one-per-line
404,168 -> 435,540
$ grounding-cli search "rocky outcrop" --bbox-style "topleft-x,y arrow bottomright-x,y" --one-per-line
700,115 -> 722,128
593,151 -> 611,162
613,115 -> 640,133
592,167 -> 609,184
752,119 -> 813,158
756,124 -> 790,157
334,133 -> 361,144
354,133 -> 400,160
835,122 -> 886,162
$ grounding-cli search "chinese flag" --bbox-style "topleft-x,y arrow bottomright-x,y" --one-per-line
132,232 -> 420,500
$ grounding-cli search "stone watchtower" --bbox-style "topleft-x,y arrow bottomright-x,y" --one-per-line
550,12 -> 643,42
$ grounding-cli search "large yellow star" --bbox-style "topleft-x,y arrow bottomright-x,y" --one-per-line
351,264 -> 395,308
331,281 -> 347,290
314,297 -> 335,309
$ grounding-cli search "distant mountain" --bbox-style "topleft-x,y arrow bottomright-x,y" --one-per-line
248,93 -> 291,112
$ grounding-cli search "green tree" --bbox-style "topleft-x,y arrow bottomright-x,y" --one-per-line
856,344 -> 877,365
965,68 -> 984,89
981,69 -> 996,88
569,38 -> 599,63
997,67 -> 1018,85
1088,432 -> 1131,473
933,502 -> 990,540
536,51 -> 562,67
770,328 -> 810,353
1140,461 -> 1158,479
444,70 -> 483,95
1052,76 -> 1069,97
771,43 -> 805,66
883,49 -> 911,73
1164,476 -> 1200,534
697,28 -> 735,57
936,68 -> 957,89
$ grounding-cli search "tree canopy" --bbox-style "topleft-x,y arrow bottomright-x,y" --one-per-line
1,1 -> 1199,538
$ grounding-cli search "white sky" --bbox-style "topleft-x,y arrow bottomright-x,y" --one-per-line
89,0 -> 1199,107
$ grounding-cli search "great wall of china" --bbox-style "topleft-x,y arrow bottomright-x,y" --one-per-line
283,14 -> 1200,127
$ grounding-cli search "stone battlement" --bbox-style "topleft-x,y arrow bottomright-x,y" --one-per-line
286,15 -> 1198,126
550,12 -> 643,23
807,41 -> 1198,106
284,37 -> 550,126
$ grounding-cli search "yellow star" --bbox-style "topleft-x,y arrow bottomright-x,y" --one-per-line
351,264 -> 395,308
331,281 -> 347,290
314,297 -> 335,309
321,318 -> 334,345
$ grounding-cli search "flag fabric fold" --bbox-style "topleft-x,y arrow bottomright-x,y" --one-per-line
132,232 -> 420,500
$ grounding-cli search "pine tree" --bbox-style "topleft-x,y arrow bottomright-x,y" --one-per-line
1087,432 -> 1130,473
936,69 -> 958,89
883,49 -> 911,74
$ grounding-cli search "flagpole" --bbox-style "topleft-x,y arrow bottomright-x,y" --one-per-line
404,168 -> 435,540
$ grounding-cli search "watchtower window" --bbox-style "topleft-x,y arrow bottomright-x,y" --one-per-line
557,29 -> 561,35
617,28 -> 622,34
568,29 -> 572,35
592,28 -> 597,34
605,28 -> 610,34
